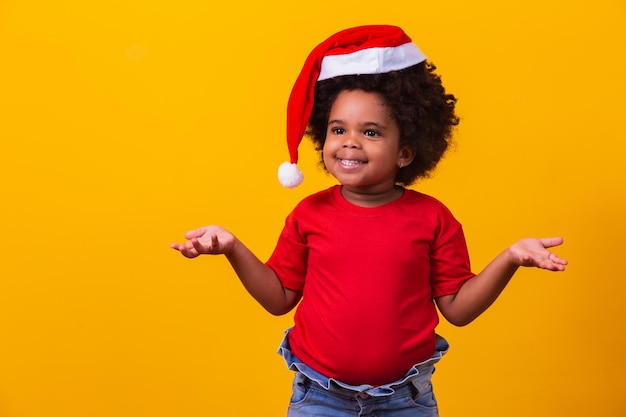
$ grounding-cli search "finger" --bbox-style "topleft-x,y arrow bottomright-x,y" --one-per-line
170,242 -> 196,257
519,253 -> 533,265
549,254 -> 568,265
545,262 -> 566,271
184,227 -> 207,240
540,237 -> 564,249
191,237 -> 209,254
181,248 -> 200,258
545,246 -> 568,270
541,254 -> 567,271
170,243 -> 181,251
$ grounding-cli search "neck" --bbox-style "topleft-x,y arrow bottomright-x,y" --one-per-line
340,185 -> 404,207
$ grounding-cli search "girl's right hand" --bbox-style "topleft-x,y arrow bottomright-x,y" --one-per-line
170,225 -> 237,258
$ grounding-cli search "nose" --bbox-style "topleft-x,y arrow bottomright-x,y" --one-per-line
342,131 -> 361,148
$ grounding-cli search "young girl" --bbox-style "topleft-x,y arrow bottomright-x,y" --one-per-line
171,25 -> 567,417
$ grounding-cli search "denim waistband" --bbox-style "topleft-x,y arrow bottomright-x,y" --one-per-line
278,328 -> 449,397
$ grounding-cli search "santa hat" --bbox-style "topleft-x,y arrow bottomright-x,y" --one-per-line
278,25 -> 427,188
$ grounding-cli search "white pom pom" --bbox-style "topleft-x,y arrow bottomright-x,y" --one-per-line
278,161 -> 304,188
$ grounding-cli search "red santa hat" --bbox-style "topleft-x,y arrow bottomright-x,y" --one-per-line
278,25 -> 427,188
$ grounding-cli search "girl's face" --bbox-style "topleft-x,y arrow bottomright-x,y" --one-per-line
322,89 -> 414,202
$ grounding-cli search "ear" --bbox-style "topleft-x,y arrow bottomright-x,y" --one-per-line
397,146 -> 416,168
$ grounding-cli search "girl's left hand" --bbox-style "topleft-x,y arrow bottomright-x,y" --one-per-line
509,237 -> 568,271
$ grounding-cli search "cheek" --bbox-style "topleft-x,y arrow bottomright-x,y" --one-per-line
321,147 -> 333,167
321,139 -> 335,158
321,141 -> 340,170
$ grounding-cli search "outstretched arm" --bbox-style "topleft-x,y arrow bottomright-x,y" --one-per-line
436,237 -> 567,326
170,226 -> 301,315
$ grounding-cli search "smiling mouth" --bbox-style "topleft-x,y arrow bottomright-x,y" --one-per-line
339,158 -> 365,166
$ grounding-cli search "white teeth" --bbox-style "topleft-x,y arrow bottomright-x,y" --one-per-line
340,159 -> 362,166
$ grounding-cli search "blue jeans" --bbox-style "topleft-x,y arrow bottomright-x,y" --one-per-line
278,329 -> 449,417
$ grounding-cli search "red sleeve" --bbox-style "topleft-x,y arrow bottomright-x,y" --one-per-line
265,212 -> 308,293
430,207 -> 475,299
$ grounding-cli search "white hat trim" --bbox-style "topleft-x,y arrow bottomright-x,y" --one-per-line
318,42 -> 426,81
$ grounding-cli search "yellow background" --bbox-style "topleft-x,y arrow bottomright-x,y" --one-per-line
1,1 -> 625,416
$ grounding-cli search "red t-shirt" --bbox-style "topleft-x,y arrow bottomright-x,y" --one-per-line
266,186 -> 475,385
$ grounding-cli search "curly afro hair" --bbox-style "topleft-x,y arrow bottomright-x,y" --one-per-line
305,62 -> 459,186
